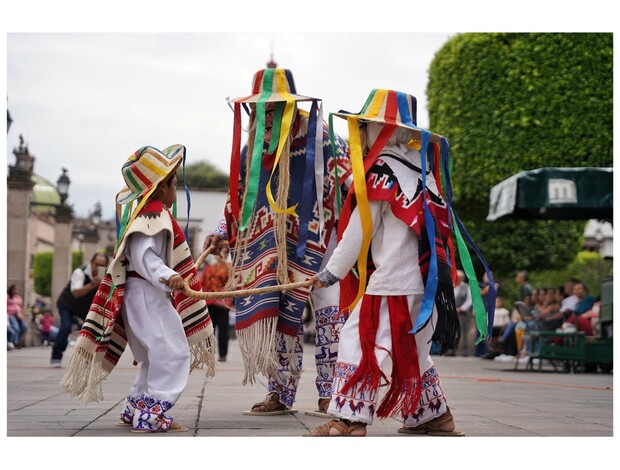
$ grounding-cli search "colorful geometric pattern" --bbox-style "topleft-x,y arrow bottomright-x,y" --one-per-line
329,362 -> 447,426
314,305 -> 348,398
132,394 -> 175,432
228,127 -> 349,337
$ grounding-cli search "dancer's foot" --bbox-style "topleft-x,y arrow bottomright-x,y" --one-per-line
398,407 -> 465,436
304,419 -> 367,437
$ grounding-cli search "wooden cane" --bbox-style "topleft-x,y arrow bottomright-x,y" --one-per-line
182,277 -> 314,300
182,239 -> 314,299
194,239 -> 230,270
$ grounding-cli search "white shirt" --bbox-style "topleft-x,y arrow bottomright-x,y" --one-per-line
70,263 -> 94,291
560,295 -> 579,313
324,199 -> 424,296
124,231 -> 177,292
454,282 -> 473,312
493,307 -> 511,327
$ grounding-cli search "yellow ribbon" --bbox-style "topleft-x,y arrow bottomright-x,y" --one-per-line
347,116 -> 373,312
265,69 -> 299,217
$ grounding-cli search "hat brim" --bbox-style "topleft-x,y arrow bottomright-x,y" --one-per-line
115,147 -> 184,206
232,93 -> 317,104
332,112 -> 443,143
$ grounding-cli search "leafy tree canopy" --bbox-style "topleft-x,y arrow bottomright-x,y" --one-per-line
181,161 -> 229,190
427,33 -> 612,277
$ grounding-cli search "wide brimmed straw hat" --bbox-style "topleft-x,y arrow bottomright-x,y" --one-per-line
333,89 -> 442,143
231,68 -> 317,104
115,144 -> 185,205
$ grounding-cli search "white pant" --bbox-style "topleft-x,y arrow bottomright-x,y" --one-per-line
327,294 -> 449,425
122,278 -> 190,407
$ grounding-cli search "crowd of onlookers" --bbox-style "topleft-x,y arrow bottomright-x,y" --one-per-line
8,268 -> 603,365
442,270 -> 602,363
7,284 -> 58,351
487,273 -> 600,363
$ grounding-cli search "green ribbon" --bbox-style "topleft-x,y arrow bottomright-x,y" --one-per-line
451,209 -> 488,343
239,71 -> 274,230
267,101 -> 284,154
328,113 -> 341,216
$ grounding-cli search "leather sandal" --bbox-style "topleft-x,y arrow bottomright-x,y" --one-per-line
305,397 -> 331,418
304,419 -> 367,437
242,392 -> 297,416
398,407 -> 465,436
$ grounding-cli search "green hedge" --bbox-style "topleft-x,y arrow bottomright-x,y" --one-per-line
427,33 -> 613,277
33,250 -> 84,297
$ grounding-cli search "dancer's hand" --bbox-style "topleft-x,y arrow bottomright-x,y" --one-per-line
166,274 -> 184,291
311,275 -> 328,289
203,234 -> 229,259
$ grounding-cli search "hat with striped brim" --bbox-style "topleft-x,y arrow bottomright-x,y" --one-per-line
231,68 -> 316,104
115,145 -> 185,206
333,88 -> 442,143
227,68 -> 324,259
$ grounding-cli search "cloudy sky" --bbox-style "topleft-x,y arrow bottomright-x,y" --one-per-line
4,1 -> 611,222
6,32 -> 453,219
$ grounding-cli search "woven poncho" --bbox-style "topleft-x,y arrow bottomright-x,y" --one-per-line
60,199 -> 216,402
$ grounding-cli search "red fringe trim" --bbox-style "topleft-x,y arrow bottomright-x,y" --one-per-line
340,295 -> 386,395
341,295 -> 423,419
376,296 -> 422,418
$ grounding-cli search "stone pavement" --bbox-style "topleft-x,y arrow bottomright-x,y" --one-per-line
5,338 -> 613,438
5,338 -> 617,469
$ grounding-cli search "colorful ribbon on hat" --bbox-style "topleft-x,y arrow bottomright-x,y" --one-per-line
228,68 -> 323,259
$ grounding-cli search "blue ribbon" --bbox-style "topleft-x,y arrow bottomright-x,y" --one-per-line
439,137 -> 496,332
181,149 -> 191,241
412,130 -> 438,333
296,100 -> 318,259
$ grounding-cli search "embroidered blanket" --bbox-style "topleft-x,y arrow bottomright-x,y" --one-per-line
60,199 -> 216,402
225,127 -> 350,384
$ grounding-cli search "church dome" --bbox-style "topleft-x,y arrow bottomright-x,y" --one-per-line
31,174 -> 61,214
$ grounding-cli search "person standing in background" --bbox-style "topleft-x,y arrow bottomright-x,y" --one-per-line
454,270 -> 473,357
50,252 -> 109,367
7,284 -> 28,349
201,255 -> 234,362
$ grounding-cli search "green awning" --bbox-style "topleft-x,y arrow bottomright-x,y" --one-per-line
487,167 -> 613,221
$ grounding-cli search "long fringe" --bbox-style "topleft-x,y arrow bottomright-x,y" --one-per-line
273,135 -> 292,285
189,333 -> 217,378
430,281 -> 461,354
236,317 -> 279,385
58,345 -> 109,403
376,296 -> 422,418
341,296 -> 385,396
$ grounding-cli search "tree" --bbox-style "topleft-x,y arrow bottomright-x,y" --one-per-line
427,33 -> 613,278
33,250 -> 85,297
33,251 -> 53,297
181,161 -> 229,190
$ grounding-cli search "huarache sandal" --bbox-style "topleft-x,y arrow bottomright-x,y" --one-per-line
305,397 -> 331,418
304,419 -> 367,437
131,421 -> 189,433
242,392 -> 298,416
397,407 -> 465,436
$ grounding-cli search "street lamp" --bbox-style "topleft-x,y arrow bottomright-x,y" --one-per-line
11,135 -> 35,178
91,202 -> 102,227
56,168 -> 71,205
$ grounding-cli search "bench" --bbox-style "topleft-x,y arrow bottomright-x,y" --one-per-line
515,331 -> 587,373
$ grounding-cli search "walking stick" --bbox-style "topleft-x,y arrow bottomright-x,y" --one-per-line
181,242 -> 315,300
